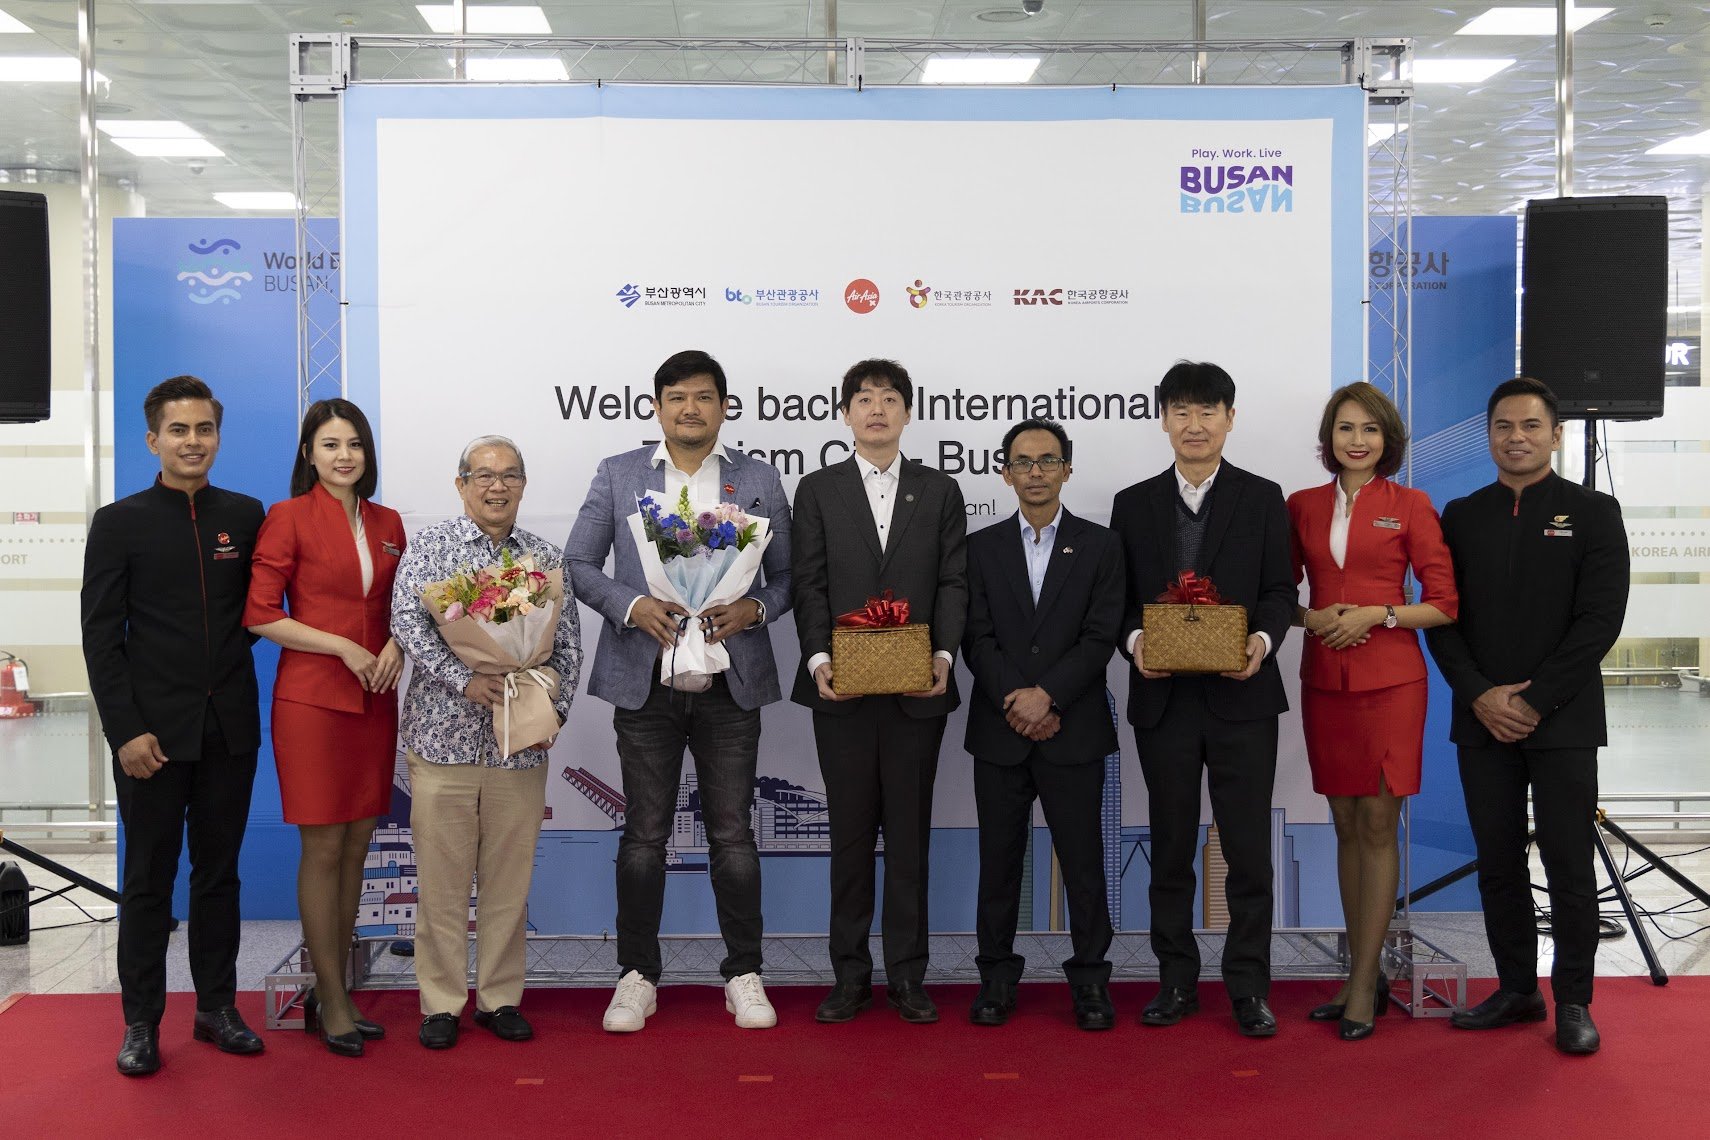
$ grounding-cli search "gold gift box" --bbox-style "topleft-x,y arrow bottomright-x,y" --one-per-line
1142,602 -> 1249,674
831,623 -> 934,696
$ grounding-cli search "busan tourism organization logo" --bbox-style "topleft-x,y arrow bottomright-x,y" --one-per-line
726,286 -> 821,308
1179,146 -> 1295,214
844,278 -> 880,315
178,236 -> 253,305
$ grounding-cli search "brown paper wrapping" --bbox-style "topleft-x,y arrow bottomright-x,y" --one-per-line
1141,602 -> 1249,674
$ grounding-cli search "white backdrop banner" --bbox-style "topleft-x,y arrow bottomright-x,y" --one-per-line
343,83 -> 1367,936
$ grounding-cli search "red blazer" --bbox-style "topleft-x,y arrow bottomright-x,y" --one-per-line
1287,476 -> 1458,693
244,482 -> 407,714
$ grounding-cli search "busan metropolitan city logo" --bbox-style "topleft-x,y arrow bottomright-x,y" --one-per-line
1179,147 -> 1295,214
178,236 -> 253,305
616,283 -> 641,308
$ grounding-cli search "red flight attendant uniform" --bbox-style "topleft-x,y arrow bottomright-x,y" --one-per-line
244,482 -> 407,824
1287,477 -> 1458,797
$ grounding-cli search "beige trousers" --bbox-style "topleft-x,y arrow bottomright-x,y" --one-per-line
407,751 -> 548,1017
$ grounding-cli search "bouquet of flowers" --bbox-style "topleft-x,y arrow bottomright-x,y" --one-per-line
627,486 -> 772,692
420,549 -> 565,756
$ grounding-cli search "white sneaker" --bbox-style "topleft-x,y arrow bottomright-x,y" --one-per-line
603,970 -> 657,1033
724,972 -> 777,1030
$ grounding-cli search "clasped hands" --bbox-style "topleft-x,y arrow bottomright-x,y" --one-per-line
339,638 -> 405,693
632,595 -> 759,651
1473,680 -> 1541,743
1003,685 -> 1060,741
1305,603 -> 1383,650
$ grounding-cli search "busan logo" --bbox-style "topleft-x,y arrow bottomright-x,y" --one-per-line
615,284 -> 641,308
906,279 -> 931,309
844,278 -> 880,314
178,236 -> 253,305
725,288 -> 753,305
1179,163 -> 1294,214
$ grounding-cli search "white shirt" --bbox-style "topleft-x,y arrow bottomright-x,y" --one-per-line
624,442 -> 732,627
1330,478 -> 1360,570
354,512 -> 373,596
1020,507 -> 1062,604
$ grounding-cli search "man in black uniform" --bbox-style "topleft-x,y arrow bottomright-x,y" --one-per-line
1426,377 -> 1628,1056
81,375 -> 267,1076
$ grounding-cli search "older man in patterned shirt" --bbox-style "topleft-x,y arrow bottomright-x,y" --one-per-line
391,434 -> 582,1050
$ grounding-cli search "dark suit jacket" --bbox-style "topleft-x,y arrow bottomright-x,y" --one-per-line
790,455 -> 968,719
1426,472 -> 1628,749
962,508 -> 1125,766
1110,461 -> 1294,729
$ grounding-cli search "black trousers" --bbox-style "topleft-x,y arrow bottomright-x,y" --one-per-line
813,699 -> 945,986
1134,679 -> 1278,998
973,752 -> 1113,986
113,711 -> 258,1026
1458,743 -> 1599,1005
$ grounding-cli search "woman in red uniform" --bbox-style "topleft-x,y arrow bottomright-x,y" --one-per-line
1288,382 -> 1457,1041
245,399 -> 405,1057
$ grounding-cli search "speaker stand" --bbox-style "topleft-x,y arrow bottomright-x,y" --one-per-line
1582,416 -> 1597,490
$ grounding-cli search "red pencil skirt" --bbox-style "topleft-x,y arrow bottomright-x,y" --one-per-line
272,695 -> 397,825
1300,678 -> 1427,798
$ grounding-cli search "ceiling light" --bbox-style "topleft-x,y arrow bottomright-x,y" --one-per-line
461,56 -> 568,81
1412,58 -> 1515,84
98,119 -> 200,139
974,9 -> 1034,22
1648,129 -> 1710,156
417,5 -> 550,34
214,192 -> 299,211
1457,7 -> 1611,36
1367,122 -> 1411,146
0,10 -> 32,33
922,56 -> 1041,84
0,56 -> 108,82
109,137 -> 225,157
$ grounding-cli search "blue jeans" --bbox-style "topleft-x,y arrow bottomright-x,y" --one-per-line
612,675 -> 763,981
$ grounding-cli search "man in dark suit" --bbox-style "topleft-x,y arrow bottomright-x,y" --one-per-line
1110,360 -> 1295,1038
1426,377 -> 1628,1056
962,418 -> 1124,1030
792,358 -> 968,1024
81,375 -> 267,1076
566,349 -> 793,1034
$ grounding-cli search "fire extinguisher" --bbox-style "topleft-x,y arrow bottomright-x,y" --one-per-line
0,652 -> 37,718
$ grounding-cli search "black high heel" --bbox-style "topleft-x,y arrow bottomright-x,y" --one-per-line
1339,1014 -> 1375,1041
313,999 -> 364,1058
1308,973 -> 1390,1022
353,1014 -> 385,1040
305,984 -> 382,1043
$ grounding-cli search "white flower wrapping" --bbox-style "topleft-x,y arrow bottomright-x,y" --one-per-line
626,506 -> 772,692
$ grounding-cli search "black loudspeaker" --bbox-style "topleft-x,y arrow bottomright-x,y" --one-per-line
0,860 -> 28,944
0,189 -> 51,425
1521,195 -> 1667,420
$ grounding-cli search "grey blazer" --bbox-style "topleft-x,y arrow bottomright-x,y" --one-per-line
566,445 -> 793,711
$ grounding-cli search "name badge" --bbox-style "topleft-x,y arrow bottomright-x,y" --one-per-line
1373,516 -> 1401,530
1544,528 -> 1574,538
382,540 -> 403,557
212,550 -> 242,561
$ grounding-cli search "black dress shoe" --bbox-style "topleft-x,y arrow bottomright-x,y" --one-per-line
1309,974 -> 1391,1022
1338,1015 -> 1375,1041
814,981 -> 873,1024
1072,983 -> 1116,1031
1141,984 -> 1199,1026
419,1012 -> 460,1049
1450,988 -> 1546,1030
886,981 -> 939,1024
1555,1003 -> 1600,1055
353,1015 -> 385,1040
192,1006 -> 265,1055
1233,996 -> 1278,1038
968,981 -> 1017,1027
116,1022 -> 160,1077
474,1005 -> 534,1041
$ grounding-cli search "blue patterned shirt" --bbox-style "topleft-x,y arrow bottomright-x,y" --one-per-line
390,515 -> 582,769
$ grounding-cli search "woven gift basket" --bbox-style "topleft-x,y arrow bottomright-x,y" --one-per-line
1141,601 -> 1249,674
831,624 -> 934,696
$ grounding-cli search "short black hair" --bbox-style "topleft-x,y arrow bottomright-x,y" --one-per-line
1001,418 -> 1072,464
654,349 -> 728,402
1157,360 -> 1236,410
1487,376 -> 1560,427
144,375 -> 222,434
291,398 -> 380,500
839,358 -> 914,412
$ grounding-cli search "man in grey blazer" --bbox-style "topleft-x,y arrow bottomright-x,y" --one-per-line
566,349 -> 793,1033
792,358 -> 968,1025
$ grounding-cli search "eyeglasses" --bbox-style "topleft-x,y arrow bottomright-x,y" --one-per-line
461,469 -> 527,488
1004,456 -> 1066,473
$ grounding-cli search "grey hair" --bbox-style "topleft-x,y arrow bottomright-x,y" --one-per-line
458,434 -> 525,477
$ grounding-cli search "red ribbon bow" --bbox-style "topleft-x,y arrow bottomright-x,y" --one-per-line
1157,571 -> 1224,606
836,589 -> 912,628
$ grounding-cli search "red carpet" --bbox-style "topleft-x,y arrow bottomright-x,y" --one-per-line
2,978 -> 1702,1139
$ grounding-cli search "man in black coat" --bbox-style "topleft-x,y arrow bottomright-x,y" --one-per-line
81,375 -> 266,1076
1426,377 -> 1629,1056
962,418 -> 1124,1030
1110,360 -> 1295,1038
792,358 -> 968,1025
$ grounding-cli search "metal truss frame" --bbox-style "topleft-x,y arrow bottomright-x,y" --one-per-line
283,32 -> 1450,1017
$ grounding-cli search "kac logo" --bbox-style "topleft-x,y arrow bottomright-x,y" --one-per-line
1013,288 -> 1063,306
178,237 -> 252,306
725,288 -> 753,304
615,284 -> 641,308
906,279 -> 931,309
844,278 -> 880,314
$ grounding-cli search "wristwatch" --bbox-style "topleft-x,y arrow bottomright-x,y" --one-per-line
1383,604 -> 1398,629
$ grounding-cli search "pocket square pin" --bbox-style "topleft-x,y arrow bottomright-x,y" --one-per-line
1062,546 -> 1073,554
1373,516 -> 1401,530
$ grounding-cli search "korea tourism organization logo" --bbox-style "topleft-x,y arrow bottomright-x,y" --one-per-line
1179,146 -> 1295,215
844,278 -> 880,314
725,286 -> 822,308
178,236 -> 253,305
616,282 -> 708,308
906,279 -> 993,309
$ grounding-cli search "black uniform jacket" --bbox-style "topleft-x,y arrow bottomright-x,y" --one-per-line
81,478 -> 265,760
1425,471 -> 1628,749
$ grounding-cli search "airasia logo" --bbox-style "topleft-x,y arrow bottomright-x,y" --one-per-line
1013,288 -> 1064,306
844,278 -> 880,314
